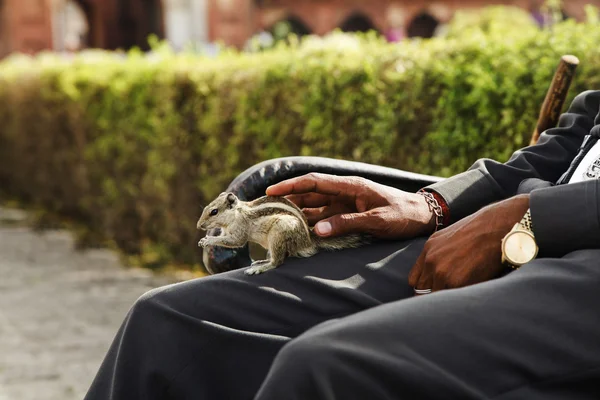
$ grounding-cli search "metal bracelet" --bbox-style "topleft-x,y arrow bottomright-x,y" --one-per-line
418,191 -> 444,232
520,209 -> 533,232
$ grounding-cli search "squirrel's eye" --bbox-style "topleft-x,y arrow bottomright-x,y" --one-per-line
210,209 -> 218,216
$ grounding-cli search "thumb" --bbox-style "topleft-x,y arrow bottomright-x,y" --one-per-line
314,212 -> 372,237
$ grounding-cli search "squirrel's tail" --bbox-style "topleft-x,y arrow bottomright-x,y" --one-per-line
310,232 -> 371,252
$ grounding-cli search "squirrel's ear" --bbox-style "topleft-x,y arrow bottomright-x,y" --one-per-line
226,192 -> 238,208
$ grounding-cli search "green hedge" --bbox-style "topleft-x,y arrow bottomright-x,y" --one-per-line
1,6 -> 600,270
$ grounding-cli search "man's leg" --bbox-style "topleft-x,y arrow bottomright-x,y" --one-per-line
84,238 -> 426,400
255,249 -> 600,400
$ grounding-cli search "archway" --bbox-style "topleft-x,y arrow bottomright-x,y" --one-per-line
340,12 -> 378,33
270,15 -> 311,40
117,0 -> 164,50
407,12 -> 439,38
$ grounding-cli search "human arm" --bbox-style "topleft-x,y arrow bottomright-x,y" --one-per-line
427,90 -> 600,222
265,173 -> 436,239
409,178 -> 600,291
431,90 -> 600,258
408,194 -> 530,292
268,91 -> 600,292
267,172 -> 533,293
409,91 -> 600,291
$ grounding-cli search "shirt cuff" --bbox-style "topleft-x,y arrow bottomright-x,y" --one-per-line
424,169 -> 504,223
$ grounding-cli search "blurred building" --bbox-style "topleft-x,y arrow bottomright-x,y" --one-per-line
0,0 -> 208,57
226,0 -> 600,47
0,0 -> 599,57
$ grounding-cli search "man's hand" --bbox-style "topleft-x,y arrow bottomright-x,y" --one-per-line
408,194 -> 531,293
266,173 -> 436,239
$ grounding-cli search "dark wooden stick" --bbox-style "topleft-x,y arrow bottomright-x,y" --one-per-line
530,55 -> 580,145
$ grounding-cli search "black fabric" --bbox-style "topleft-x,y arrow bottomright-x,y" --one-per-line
530,180 -> 600,257
208,91 -> 600,272
516,178 -> 554,194
255,248 -> 600,400
85,239 -> 425,400
555,135 -> 598,184
205,157 -> 442,274
428,90 -> 600,223
85,241 -> 600,400
226,157 -> 443,202
86,89 -> 600,399
428,90 -> 600,258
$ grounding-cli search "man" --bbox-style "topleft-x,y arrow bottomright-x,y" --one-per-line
85,90 -> 600,399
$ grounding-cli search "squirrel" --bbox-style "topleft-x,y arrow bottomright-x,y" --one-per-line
197,192 -> 369,275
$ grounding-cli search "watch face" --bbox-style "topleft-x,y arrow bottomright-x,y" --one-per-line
503,231 -> 538,265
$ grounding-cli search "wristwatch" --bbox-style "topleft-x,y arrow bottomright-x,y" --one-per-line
501,209 -> 538,269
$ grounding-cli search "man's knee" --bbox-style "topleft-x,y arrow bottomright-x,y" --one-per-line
129,277 -> 216,322
257,319 -> 415,399
128,273 -> 253,329
266,321 -> 347,383
127,285 -> 174,324
124,279 -> 225,342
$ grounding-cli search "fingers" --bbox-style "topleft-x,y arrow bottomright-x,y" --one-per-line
285,193 -> 332,209
303,207 -> 340,225
409,244 -> 436,294
415,269 -> 433,295
407,251 -> 425,287
304,205 -> 355,225
313,211 -> 375,237
266,173 -> 365,197
432,274 -> 446,292
412,252 -> 446,294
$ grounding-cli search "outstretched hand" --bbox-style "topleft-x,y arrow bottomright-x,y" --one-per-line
266,173 -> 436,239
408,194 -> 530,293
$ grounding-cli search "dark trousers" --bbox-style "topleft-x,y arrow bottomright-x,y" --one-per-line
85,238 -> 600,400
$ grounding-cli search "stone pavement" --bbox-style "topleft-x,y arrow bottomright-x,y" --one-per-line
0,207 -> 181,400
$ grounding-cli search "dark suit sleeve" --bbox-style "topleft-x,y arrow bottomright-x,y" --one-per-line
529,180 -> 600,256
426,90 -> 600,222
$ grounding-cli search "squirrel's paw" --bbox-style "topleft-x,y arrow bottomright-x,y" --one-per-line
250,259 -> 269,266
198,237 -> 212,248
245,263 -> 277,275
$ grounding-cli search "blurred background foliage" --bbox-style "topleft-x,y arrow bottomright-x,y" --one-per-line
1,5 -> 600,271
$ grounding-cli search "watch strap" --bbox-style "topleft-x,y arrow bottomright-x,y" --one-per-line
518,209 -> 533,233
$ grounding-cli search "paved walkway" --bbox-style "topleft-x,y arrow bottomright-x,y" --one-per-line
0,207 -> 180,400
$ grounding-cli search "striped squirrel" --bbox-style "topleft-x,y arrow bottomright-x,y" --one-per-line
197,192 -> 369,275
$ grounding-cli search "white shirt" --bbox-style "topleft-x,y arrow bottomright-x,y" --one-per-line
568,139 -> 600,183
